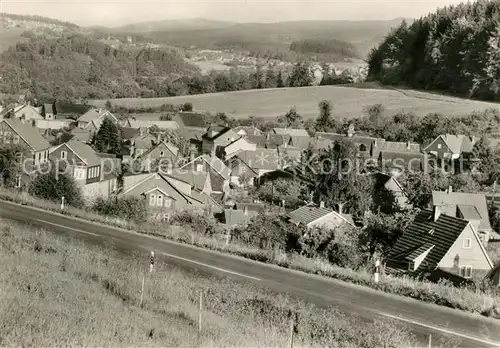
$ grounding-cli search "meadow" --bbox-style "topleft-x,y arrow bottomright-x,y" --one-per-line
90,85 -> 500,120
0,219 -> 416,347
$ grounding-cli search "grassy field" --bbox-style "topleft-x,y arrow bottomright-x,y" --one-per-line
0,219 -> 416,347
90,85 -> 500,120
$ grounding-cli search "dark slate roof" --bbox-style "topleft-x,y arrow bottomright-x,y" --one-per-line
202,125 -> 233,141
379,151 -> 427,173
386,210 -> 470,272
235,149 -> 282,170
44,103 -> 54,114
289,135 -> 312,150
405,243 -> 435,261
65,138 -> 101,166
245,135 -> 267,147
371,140 -> 421,159
175,111 -> 206,128
121,127 -> 140,140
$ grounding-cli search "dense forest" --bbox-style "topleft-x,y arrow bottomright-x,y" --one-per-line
0,34 -> 357,102
0,35 -> 199,100
290,38 -> 360,59
367,0 -> 500,101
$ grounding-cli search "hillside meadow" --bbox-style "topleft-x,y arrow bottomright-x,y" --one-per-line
90,85 -> 500,120
0,219 -> 416,347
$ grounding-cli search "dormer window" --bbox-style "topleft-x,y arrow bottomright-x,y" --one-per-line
61,151 -> 67,159
428,229 -> 434,235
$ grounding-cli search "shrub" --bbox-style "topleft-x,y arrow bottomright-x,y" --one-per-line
92,196 -> 147,222
28,168 -> 83,207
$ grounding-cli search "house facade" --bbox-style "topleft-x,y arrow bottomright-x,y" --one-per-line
288,203 -> 355,229
13,104 -> 43,122
424,134 -> 477,160
135,141 -> 179,172
224,137 -> 257,159
77,108 -> 118,131
0,119 -> 50,166
201,126 -> 239,155
386,209 -> 493,281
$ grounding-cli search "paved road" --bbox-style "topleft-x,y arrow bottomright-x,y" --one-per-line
1,200 -> 499,347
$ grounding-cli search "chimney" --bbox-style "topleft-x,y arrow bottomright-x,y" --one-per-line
320,201 -> 325,208
434,205 -> 441,222
156,132 -> 161,144
447,186 -> 452,194
243,205 -> 248,215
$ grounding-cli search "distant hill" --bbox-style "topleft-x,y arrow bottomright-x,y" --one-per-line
142,19 -> 406,59
0,34 -> 199,100
0,12 -> 91,51
367,1 -> 500,102
105,18 -> 235,33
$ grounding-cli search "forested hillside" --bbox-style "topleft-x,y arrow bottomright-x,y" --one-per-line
367,0 -> 500,101
0,35 -> 199,100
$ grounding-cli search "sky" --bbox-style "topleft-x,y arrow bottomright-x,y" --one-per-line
0,0 -> 466,27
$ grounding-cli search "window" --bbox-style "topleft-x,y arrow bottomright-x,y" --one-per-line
160,151 -> 165,157
149,194 -> 156,206
460,266 -> 472,278
196,164 -> 203,172
43,151 -> 47,161
359,144 -> 367,152
38,153 -> 41,162
61,151 -> 67,159
408,261 -> 415,271
463,238 -> 471,249
165,198 -> 172,208
437,144 -> 442,149
157,195 -> 163,207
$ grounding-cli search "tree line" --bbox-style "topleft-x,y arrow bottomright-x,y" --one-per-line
367,0 -> 500,101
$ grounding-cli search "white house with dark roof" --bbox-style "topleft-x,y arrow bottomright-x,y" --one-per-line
77,108 -> 118,132
386,209 -> 493,281
424,134 -> 478,160
49,138 -> 119,201
0,118 -> 51,165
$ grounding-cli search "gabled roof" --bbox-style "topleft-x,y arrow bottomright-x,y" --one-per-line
288,205 -> 354,227
457,204 -> 482,221
288,135 -> 312,150
234,149 -> 282,171
372,140 -> 421,158
121,172 -> 192,203
245,135 -> 267,147
202,125 -> 234,141
273,128 -> 309,137
179,154 -> 231,180
70,128 -> 92,143
121,127 -> 140,140
165,169 -> 208,191
133,134 -> 156,149
379,151 -> 427,173
14,104 -> 42,117
386,209 -> 491,273
233,126 -> 262,136
405,243 -> 435,261
425,134 -> 478,154
174,111 -> 206,128
126,120 -> 179,130
52,138 -> 101,166
1,118 -> 50,151
136,140 -> 179,160
432,190 -> 491,231
77,108 -> 115,123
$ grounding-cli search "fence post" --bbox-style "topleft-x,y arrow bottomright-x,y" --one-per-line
288,316 -> 294,348
140,274 -> 145,308
428,334 -> 432,348
199,291 -> 203,333
61,195 -> 65,210
226,230 -> 231,246
374,259 -> 380,283
149,251 -> 155,273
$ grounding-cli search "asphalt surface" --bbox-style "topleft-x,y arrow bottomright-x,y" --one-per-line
1,200 -> 499,347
